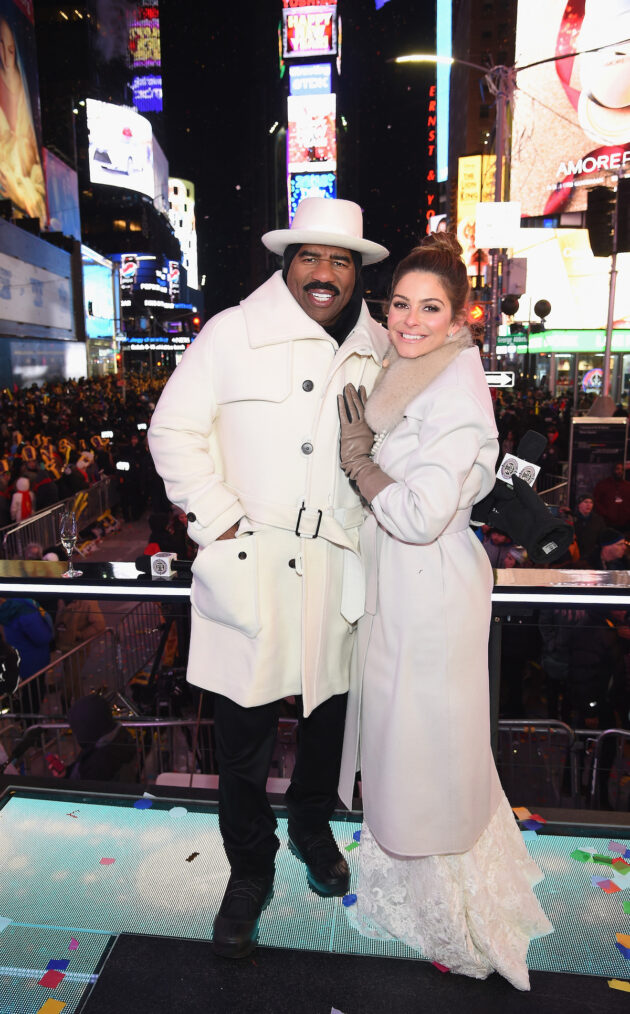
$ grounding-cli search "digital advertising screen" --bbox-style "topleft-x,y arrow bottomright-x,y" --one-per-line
289,172 -> 336,222
82,248 -> 116,341
111,252 -> 181,310
152,134 -> 169,216
132,74 -> 163,113
283,6 -> 337,58
128,2 -> 161,68
0,0 -> 46,224
287,93 -> 336,174
86,98 -> 154,200
43,148 -> 81,240
509,227 -> 630,331
456,155 -> 497,278
511,0 -> 630,216
289,63 -> 331,96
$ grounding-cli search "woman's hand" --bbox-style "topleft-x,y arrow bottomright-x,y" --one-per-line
337,384 -> 374,477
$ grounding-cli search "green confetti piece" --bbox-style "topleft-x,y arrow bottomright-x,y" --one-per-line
623,900 -> 630,914
570,849 -> 591,863
345,841 -> 359,851
593,854 -> 614,865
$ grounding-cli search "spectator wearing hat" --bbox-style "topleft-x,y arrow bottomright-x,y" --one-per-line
573,493 -> 605,561
586,527 -> 629,569
10,477 -> 33,522
594,463 -> 630,530
32,462 -> 59,509
46,695 -> 136,782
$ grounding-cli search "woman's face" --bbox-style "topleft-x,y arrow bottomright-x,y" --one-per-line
0,20 -> 16,72
387,271 -> 457,359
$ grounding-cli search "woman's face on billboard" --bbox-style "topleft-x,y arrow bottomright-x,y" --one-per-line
0,20 -> 17,73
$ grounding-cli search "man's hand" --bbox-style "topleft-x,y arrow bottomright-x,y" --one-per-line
337,384 -> 374,477
216,522 -> 240,541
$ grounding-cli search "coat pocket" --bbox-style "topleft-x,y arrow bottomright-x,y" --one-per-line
191,535 -> 261,638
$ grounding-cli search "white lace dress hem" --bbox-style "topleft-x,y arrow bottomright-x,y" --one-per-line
344,794 -> 553,991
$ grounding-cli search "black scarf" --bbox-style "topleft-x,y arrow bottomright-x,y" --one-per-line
282,244 -> 364,345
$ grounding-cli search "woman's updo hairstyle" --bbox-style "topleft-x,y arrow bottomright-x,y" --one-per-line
386,232 -> 470,322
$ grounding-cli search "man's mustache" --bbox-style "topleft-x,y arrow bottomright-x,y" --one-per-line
304,281 -> 340,296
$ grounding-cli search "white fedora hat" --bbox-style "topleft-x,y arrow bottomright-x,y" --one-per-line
262,197 -> 389,265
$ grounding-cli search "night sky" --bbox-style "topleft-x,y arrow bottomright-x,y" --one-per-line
158,0 -> 436,318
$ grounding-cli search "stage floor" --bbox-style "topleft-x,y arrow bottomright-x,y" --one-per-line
0,787 -> 628,1013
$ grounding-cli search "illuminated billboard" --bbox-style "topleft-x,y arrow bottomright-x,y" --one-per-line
87,99 -> 154,200
512,0 -> 630,216
43,148 -> 81,240
152,134 -> 169,217
128,2 -> 161,68
169,177 -> 198,290
287,93 -> 336,173
82,246 -> 117,341
509,227 -> 630,331
283,6 -> 337,58
457,155 -> 497,278
0,0 -> 46,224
289,172 -> 336,222
289,63 -> 331,95
132,74 -> 162,113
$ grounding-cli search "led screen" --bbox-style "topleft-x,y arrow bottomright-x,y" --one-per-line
287,93 -> 336,173
289,63 -> 331,95
83,259 -> 116,340
43,148 -> 81,240
87,98 -> 154,199
289,172 -> 336,222
128,3 -> 161,68
511,0 -> 630,216
283,6 -> 337,58
132,74 -> 163,113
0,0 -> 46,224
152,134 -> 169,217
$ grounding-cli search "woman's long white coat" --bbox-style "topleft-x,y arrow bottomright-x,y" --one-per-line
339,347 -> 504,855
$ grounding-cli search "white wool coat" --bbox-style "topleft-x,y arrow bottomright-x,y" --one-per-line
338,346 -> 504,855
149,271 -> 389,716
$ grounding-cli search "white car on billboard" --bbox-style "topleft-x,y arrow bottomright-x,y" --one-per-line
86,98 -> 155,200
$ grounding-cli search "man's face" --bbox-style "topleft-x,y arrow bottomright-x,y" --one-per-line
614,463 -> 625,480
603,538 -> 627,561
286,244 -> 356,327
578,497 -> 593,517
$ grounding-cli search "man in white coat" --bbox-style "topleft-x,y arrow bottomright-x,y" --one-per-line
148,198 -> 389,958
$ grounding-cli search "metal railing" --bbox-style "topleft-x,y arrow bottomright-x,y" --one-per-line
0,476 -> 119,559
496,719 -> 578,807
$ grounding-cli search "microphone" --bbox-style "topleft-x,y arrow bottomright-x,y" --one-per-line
0,725 -> 45,773
0,641 -> 20,696
471,430 -> 573,565
135,553 -> 192,579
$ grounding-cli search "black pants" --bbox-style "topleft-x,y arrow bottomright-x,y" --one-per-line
213,691 -> 348,876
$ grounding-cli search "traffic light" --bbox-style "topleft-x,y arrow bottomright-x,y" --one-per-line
616,177 -> 630,253
192,315 -> 201,330
586,185 -> 615,256
468,301 -> 486,325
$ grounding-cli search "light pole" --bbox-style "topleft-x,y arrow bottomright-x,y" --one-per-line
393,55 -> 514,370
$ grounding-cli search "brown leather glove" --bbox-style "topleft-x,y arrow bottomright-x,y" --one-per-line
337,383 -> 394,504
337,383 -> 374,473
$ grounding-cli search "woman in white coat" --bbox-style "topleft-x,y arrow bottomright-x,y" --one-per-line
337,233 -> 552,991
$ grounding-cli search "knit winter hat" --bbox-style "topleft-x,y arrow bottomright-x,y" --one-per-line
599,527 -> 626,548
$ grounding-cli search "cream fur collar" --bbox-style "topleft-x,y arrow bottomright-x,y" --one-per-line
364,326 -> 473,433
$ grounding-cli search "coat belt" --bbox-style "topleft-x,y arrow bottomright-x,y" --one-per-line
441,508 -> 473,535
236,495 -> 364,553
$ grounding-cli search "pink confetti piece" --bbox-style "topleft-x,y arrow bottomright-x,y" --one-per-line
99,858 -> 115,866
68,939 -> 78,951
432,961 -> 450,973
610,841 -> 629,853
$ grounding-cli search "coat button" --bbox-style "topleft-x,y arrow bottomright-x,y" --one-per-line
186,512 -> 196,522
301,442 -> 313,455
288,558 -> 296,568
238,551 -> 247,560
302,379 -> 314,392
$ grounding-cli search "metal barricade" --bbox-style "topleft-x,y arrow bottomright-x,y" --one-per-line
0,477 -> 119,559
497,719 -> 578,806
538,473 -> 569,507
2,627 -> 124,721
0,717 -> 299,784
575,727 -> 630,810
116,601 -> 164,684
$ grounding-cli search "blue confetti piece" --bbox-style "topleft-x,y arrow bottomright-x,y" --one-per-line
591,874 -> 607,887
47,959 -> 70,971
342,894 -> 357,907
521,829 -> 538,840
133,799 -> 153,810
520,818 -> 544,831
625,849 -> 630,861
353,830 -> 361,842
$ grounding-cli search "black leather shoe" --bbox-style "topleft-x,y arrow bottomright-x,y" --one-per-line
212,871 -> 274,959
288,823 -> 350,897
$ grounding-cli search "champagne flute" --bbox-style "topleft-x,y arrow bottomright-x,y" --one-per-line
60,511 -> 83,578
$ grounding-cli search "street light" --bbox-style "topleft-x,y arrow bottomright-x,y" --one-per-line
392,54 -> 514,370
